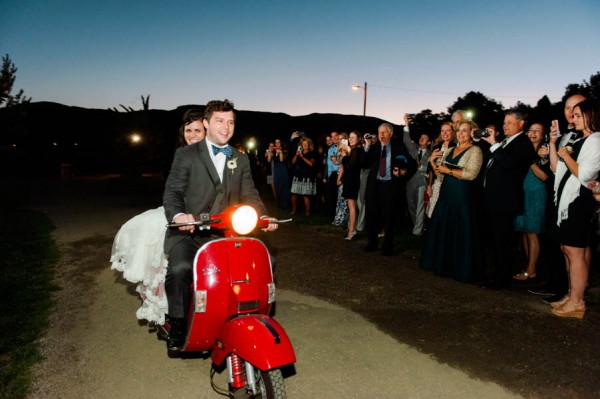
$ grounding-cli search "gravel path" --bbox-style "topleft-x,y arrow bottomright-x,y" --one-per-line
27,177 -> 600,398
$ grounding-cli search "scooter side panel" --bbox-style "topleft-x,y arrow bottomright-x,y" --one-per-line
185,238 -> 274,351
211,315 -> 296,370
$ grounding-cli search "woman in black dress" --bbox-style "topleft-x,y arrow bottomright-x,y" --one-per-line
339,131 -> 363,240
548,99 -> 600,319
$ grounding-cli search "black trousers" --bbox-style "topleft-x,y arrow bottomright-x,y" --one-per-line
165,236 -> 208,318
485,210 -> 518,286
366,180 -> 397,252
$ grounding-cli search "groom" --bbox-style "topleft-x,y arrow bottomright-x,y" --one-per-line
163,99 -> 277,351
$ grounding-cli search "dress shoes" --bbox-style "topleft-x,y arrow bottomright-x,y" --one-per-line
166,317 -> 187,352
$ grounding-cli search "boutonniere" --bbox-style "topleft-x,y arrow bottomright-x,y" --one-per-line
227,157 -> 238,175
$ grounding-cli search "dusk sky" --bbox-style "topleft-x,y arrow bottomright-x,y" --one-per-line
1,0 -> 599,124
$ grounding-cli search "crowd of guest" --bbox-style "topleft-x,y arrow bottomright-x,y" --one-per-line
255,94 -> 600,320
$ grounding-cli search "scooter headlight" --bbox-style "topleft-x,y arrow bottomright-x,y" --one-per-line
231,205 -> 258,235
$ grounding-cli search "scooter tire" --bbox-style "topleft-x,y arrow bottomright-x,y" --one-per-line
231,368 -> 286,399
258,369 -> 286,399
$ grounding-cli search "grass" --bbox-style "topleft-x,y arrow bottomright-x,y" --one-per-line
0,209 -> 59,399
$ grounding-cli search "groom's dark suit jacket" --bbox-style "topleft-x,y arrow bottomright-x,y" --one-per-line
163,139 -> 266,252
484,132 -> 536,215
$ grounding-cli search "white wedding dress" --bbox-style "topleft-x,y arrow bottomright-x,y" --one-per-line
110,207 -> 168,324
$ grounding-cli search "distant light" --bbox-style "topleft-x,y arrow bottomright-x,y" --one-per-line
352,85 -> 362,90
246,137 -> 256,150
53,142 -> 58,146
130,133 -> 142,144
12,144 -> 16,148
73,142 -> 78,146
466,111 -> 474,120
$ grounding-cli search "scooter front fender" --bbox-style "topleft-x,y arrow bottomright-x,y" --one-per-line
212,315 -> 296,371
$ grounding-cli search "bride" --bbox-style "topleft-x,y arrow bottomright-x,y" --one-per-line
110,109 -> 205,324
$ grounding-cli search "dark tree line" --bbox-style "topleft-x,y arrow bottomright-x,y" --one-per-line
407,71 -> 600,141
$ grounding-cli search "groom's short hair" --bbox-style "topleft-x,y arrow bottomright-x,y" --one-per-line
204,99 -> 236,121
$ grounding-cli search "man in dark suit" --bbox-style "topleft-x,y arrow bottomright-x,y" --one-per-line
163,99 -> 277,350
362,123 -> 416,256
481,110 -> 536,289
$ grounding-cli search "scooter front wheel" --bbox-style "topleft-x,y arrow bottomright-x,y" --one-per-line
229,367 -> 286,399
255,369 -> 286,399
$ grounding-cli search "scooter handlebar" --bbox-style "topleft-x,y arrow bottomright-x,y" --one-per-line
167,216 -> 219,229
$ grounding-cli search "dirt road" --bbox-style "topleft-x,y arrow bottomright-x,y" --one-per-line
27,177 -> 599,398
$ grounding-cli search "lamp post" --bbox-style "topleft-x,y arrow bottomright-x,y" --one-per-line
352,82 -> 368,116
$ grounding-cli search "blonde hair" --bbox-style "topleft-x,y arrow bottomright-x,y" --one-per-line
301,136 -> 314,152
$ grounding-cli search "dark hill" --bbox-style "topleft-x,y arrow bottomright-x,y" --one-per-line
0,102 -> 394,177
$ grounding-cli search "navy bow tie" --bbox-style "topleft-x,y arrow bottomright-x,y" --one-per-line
212,145 -> 233,158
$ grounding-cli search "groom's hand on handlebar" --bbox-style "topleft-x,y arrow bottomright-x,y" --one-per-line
174,214 -> 196,232
260,216 -> 279,232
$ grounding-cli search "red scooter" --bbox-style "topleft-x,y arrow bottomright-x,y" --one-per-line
158,205 -> 296,399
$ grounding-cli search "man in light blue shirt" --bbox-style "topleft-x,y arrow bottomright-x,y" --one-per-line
325,131 -> 339,216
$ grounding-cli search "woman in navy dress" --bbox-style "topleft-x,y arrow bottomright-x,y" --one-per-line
267,138 -> 290,209
420,121 -> 483,282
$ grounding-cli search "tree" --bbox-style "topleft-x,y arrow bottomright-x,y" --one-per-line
448,91 -> 505,128
0,54 -> 30,107
141,94 -> 150,111
529,95 -> 555,127
561,71 -> 600,102
562,83 -> 587,102
407,109 -> 448,140
585,71 -> 600,101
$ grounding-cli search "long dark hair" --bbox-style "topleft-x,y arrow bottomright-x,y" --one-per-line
176,109 -> 203,148
575,99 -> 600,133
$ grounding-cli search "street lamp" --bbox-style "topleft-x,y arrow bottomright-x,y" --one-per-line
130,133 -> 142,144
352,82 -> 368,116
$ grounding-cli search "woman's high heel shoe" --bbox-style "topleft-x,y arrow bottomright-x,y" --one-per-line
551,302 -> 586,320
344,231 -> 357,241
550,295 -> 569,309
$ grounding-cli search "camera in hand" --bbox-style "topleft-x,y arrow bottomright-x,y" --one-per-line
473,129 -> 489,139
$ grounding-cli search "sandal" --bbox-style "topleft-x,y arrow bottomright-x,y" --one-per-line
550,295 -> 569,309
512,271 -> 537,281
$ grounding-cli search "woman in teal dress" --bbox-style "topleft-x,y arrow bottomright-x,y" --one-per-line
420,121 -> 483,282
513,123 -> 550,280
